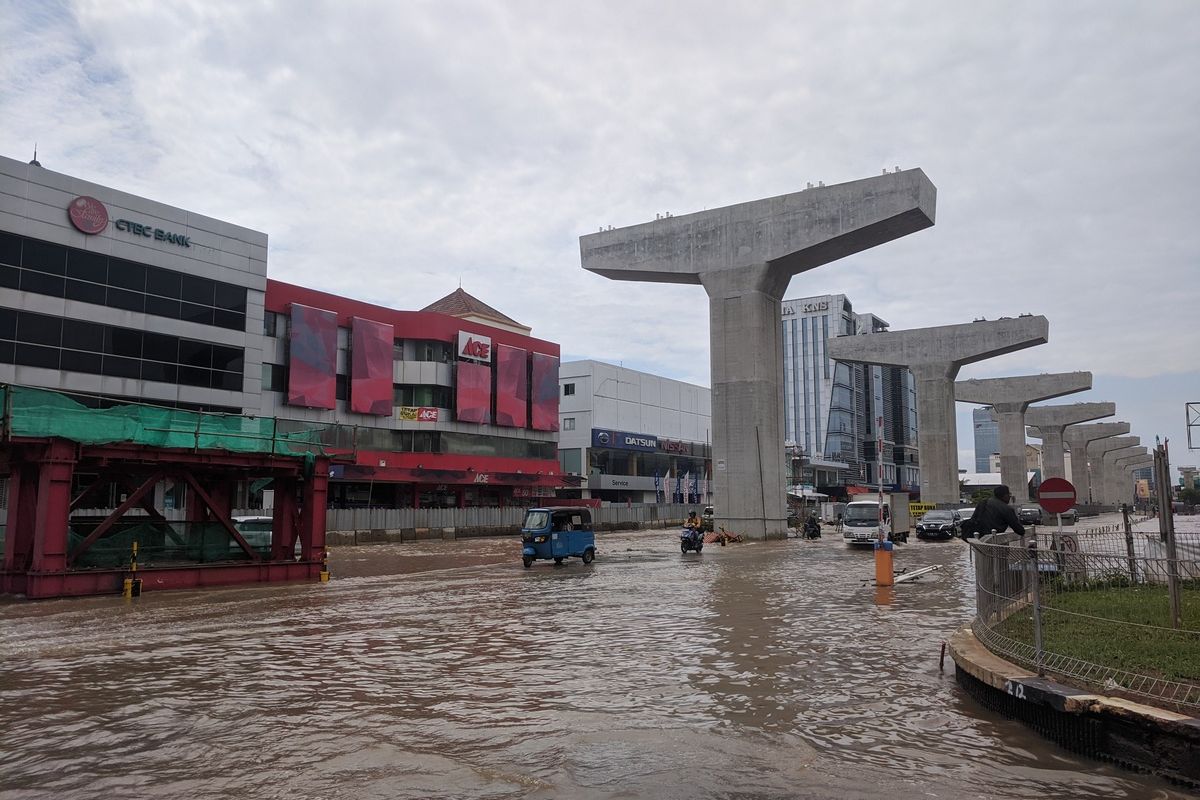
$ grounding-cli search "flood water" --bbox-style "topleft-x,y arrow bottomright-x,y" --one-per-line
0,529 -> 1191,799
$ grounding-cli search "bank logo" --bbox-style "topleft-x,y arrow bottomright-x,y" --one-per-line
68,196 -> 108,234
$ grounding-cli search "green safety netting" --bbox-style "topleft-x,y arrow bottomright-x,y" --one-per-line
0,385 -> 352,457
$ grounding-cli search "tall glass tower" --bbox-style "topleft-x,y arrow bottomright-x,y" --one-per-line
780,295 -> 920,493
972,407 -> 1000,472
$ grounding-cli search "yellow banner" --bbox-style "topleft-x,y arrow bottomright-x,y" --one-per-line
909,502 -> 936,519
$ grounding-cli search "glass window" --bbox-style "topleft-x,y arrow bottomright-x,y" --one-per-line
144,295 -> 181,319
108,258 -> 147,291
20,270 -> 65,298
563,383 -> 575,396
66,249 -> 107,283
141,332 -> 178,363
146,266 -> 182,298
335,374 -> 348,401
262,311 -> 278,337
107,328 -> 143,358
0,265 -> 19,289
181,275 -> 216,306
106,287 -> 145,313
180,303 -> 214,326
392,339 -> 405,359
21,239 -> 66,275
15,343 -> 59,369
61,349 -> 103,374
412,431 -> 435,452
214,283 -> 246,312
17,313 -> 62,347
65,279 -> 107,306
101,355 -> 140,379
212,371 -> 243,392
211,345 -> 244,373
0,308 -> 16,340
563,417 -> 575,430
0,232 -> 21,267
178,366 -> 210,387
213,309 -> 244,331
178,340 -> 212,368
140,360 -> 177,384
0,340 -> 13,363
62,319 -> 105,352
261,363 -> 286,392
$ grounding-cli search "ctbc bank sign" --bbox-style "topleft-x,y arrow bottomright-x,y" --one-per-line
457,330 -> 492,362
67,196 -> 192,247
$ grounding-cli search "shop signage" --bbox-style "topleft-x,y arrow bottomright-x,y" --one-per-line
457,330 -> 492,362
658,438 -> 689,454
398,406 -> 440,422
782,306 -> 796,316
596,474 -> 657,491
802,300 -> 829,312
114,218 -> 192,248
591,428 -> 658,452
68,196 -> 108,234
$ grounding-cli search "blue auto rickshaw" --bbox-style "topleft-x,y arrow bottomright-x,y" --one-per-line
520,507 -> 596,568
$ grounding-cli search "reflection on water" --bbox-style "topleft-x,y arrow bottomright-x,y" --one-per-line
0,532 -> 1189,799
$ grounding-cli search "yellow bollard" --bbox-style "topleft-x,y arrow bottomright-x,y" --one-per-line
319,549 -> 330,582
123,541 -> 142,598
874,540 -> 894,587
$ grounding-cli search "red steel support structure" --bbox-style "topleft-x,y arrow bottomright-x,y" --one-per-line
1,437 -> 330,600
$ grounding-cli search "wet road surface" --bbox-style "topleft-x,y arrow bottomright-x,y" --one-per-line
0,528 -> 1191,799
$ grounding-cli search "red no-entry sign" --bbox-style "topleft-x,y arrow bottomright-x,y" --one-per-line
1038,477 -> 1077,514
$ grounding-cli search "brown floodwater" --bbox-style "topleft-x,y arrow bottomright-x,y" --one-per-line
0,530 -> 1190,799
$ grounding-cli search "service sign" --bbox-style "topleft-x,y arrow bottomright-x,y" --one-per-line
457,331 -> 492,362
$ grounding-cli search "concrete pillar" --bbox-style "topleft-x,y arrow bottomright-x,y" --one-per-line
955,372 -> 1091,503
1032,421 -> 1129,504
1114,452 -> 1152,506
1087,435 -> 1139,505
1181,467 -> 1198,491
581,169 -> 937,538
827,316 -> 1049,505
1101,445 -> 1144,505
1024,402 -> 1115,482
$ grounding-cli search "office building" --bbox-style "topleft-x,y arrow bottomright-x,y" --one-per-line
973,407 -> 1000,473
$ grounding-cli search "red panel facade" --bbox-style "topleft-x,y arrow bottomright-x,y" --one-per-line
350,317 -> 394,415
456,362 -> 492,424
494,345 -> 528,428
287,304 -> 337,409
530,353 -> 559,431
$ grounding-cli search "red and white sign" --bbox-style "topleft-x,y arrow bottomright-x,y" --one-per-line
397,406 -> 440,422
457,331 -> 492,362
1037,477 -> 1077,514
68,196 -> 108,234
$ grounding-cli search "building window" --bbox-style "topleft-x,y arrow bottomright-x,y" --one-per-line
261,363 -> 286,392
563,417 -> 576,430
563,383 -> 575,396
263,311 -> 279,337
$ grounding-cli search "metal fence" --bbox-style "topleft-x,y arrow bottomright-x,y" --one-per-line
970,533 -> 1200,711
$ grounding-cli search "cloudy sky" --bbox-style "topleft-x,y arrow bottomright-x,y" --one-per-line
3,0 -> 1198,476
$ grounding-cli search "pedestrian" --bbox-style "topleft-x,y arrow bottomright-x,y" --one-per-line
964,485 -> 1026,538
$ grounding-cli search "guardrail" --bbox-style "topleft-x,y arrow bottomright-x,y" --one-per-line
969,533 -> 1199,712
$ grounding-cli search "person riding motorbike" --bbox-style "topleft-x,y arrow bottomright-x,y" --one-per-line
686,510 -> 702,531
803,513 -> 821,539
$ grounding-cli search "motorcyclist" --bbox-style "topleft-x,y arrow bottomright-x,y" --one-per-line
686,510 -> 702,531
803,512 -> 821,539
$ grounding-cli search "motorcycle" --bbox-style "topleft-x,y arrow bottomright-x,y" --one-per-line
680,526 -> 704,554
803,517 -> 821,539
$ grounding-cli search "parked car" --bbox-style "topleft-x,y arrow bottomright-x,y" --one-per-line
1016,505 -> 1043,526
701,505 -> 715,532
915,509 -> 960,540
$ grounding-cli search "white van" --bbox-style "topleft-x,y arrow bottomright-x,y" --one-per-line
842,499 -> 890,545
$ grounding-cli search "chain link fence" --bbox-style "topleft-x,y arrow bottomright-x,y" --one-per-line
970,532 -> 1200,712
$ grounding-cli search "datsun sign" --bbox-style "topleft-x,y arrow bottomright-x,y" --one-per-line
457,331 -> 492,362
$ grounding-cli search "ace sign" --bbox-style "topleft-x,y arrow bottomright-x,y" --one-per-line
457,331 -> 492,362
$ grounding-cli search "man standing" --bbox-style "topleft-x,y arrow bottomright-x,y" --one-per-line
965,485 -> 1026,537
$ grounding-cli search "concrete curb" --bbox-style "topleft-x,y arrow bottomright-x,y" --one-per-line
948,626 -> 1200,787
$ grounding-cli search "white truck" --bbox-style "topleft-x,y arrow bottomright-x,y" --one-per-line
841,494 -> 910,545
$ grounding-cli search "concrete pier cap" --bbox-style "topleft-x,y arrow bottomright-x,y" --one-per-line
1030,420 -> 1129,504
1100,442 -> 1145,505
955,372 -> 1091,503
580,169 -> 937,538
1115,453 -> 1154,505
827,315 -> 1049,505
1023,401 -> 1115,483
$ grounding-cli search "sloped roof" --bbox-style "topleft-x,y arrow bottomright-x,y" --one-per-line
421,288 -> 523,328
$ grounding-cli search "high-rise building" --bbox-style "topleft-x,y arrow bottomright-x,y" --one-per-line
780,295 -> 919,495
973,407 -> 1000,473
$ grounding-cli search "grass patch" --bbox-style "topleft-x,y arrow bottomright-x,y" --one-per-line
995,584 -> 1200,686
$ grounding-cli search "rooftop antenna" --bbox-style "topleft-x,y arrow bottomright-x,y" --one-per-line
29,143 -> 41,167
